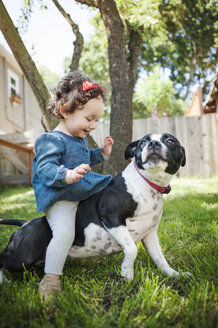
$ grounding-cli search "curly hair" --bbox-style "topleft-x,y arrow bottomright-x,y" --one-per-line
48,71 -> 106,119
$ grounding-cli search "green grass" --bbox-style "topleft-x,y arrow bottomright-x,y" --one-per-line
0,177 -> 217,328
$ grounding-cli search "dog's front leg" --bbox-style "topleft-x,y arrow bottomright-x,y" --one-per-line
102,223 -> 137,281
142,229 -> 179,276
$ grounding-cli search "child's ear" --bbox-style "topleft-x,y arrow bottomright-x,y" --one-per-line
60,106 -> 68,118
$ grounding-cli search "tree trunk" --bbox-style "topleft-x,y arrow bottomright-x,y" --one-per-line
0,0 -> 57,131
97,0 -> 133,175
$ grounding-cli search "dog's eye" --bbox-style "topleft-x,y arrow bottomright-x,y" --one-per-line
140,141 -> 147,149
166,139 -> 175,145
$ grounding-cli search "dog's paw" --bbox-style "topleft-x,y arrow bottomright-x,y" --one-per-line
182,271 -> 193,278
121,270 -> 134,282
121,264 -> 134,281
168,270 -> 193,279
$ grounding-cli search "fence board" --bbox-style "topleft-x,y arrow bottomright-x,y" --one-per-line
0,146 -> 28,174
201,115 -> 211,178
209,114 -> 218,175
0,139 -> 34,185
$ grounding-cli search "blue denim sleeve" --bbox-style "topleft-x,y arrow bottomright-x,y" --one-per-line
34,133 -> 68,188
88,148 -> 105,166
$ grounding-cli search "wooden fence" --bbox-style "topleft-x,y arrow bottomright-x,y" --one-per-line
0,133 -> 34,185
0,113 -> 217,184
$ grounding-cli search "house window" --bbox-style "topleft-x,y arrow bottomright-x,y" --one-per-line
8,69 -> 19,97
8,69 -> 22,105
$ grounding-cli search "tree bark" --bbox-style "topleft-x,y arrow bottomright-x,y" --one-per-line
0,0 -> 57,131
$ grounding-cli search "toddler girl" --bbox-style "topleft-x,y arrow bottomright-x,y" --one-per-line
32,71 -> 114,300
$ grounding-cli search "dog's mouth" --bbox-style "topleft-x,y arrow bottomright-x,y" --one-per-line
144,152 -> 166,164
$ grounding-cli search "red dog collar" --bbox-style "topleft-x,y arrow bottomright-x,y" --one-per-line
134,161 -> 171,194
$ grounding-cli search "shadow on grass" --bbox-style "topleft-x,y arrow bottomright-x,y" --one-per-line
0,185 -> 41,220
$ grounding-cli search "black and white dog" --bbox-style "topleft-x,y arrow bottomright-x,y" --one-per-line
0,133 -> 189,283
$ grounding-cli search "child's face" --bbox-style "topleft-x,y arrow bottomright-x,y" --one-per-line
62,97 -> 104,138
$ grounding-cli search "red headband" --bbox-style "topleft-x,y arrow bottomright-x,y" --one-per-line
82,80 -> 104,93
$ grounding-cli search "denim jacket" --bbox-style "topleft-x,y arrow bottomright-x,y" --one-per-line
32,131 -> 112,212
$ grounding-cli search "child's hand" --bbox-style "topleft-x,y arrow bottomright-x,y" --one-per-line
102,136 -> 114,159
65,164 -> 91,184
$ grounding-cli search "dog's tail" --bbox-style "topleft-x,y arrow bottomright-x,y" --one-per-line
0,219 -> 27,227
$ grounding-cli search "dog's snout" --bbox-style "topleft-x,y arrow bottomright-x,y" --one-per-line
148,140 -> 161,149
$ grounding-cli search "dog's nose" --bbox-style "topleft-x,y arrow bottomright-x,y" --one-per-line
148,140 -> 161,149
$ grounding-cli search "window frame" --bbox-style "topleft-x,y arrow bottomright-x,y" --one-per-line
8,69 -> 19,98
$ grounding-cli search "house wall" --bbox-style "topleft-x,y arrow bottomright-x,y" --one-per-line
0,44 -> 43,135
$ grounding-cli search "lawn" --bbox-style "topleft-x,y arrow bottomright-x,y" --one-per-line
0,177 -> 217,328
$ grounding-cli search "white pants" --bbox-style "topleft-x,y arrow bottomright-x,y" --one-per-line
45,200 -> 79,275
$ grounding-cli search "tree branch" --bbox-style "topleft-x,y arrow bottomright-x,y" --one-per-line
75,0 -> 98,8
52,0 -> 84,71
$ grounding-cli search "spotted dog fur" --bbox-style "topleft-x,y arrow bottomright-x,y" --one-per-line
0,133 -> 190,283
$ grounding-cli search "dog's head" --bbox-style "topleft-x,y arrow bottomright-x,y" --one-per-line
125,133 -> 186,175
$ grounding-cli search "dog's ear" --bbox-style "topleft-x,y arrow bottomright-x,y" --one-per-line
181,146 -> 186,167
124,140 -> 140,160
